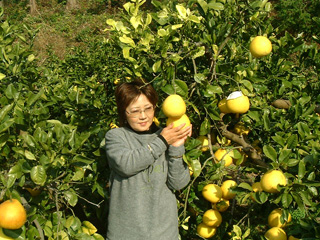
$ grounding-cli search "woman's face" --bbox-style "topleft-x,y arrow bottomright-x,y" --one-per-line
125,94 -> 155,132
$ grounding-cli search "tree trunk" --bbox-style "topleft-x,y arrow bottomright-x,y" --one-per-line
66,0 -> 78,11
30,0 -> 38,15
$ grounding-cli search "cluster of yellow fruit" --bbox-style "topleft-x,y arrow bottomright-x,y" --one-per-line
197,180 -> 237,239
0,199 -> 27,240
248,170 -> 299,239
162,94 -> 190,128
264,208 -> 293,240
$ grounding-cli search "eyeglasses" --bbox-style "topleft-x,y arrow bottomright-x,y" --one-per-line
126,105 -> 155,118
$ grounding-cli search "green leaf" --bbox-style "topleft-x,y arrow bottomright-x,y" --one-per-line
176,5 -> 187,18
27,88 -> 45,106
72,155 -> 95,164
0,103 -> 14,122
0,119 -> 14,133
152,60 -> 162,73
119,35 -> 136,47
173,79 -> 188,97
263,145 -> 277,162
199,118 -> 210,135
64,190 -> 78,207
207,2 -> 224,10
298,161 -> 306,179
192,46 -> 205,59
281,192 -> 293,208
30,165 -> 47,186
279,149 -> 292,163
287,134 -> 298,149
194,73 -> 205,83
238,182 -> 252,191
25,150 -> 36,160
0,73 -> 6,80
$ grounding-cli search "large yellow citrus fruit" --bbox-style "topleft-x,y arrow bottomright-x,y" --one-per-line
233,122 -> 250,136
261,170 -> 287,193
252,182 -> 263,192
197,136 -> 209,152
166,114 -> 191,129
249,36 -> 272,58
0,199 -> 27,230
214,149 -> 233,167
250,182 -> 263,201
202,184 -> 222,203
0,228 -> 14,240
268,208 -> 292,228
226,91 -> 250,114
162,94 -> 186,118
288,236 -> 299,240
264,227 -> 287,240
202,209 -> 222,227
221,180 -> 237,199
197,222 -> 217,239
25,187 -> 41,197
218,98 -> 231,113
212,198 -> 230,212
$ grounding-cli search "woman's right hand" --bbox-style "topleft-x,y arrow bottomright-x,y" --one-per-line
160,123 -> 192,145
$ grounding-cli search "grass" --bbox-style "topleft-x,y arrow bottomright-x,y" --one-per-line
3,0 -> 116,63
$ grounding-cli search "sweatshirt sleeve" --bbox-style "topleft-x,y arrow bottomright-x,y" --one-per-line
105,128 -> 167,178
166,144 -> 191,191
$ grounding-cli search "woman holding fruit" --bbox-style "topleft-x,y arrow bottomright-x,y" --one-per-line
105,79 -> 192,240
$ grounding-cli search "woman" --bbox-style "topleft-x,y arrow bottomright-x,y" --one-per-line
105,80 -> 192,240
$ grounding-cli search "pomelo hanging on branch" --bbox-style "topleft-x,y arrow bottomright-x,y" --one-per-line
249,36 -> 272,58
226,91 -> 250,114
0,199 -> 27,230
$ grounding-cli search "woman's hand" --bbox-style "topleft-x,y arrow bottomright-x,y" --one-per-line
161,123 -> 192,146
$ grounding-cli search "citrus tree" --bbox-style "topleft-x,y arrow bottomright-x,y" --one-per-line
104,0 -> 320,239
0,8 -> 122,239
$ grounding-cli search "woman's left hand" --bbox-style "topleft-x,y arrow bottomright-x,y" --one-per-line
171,125 -> 192,147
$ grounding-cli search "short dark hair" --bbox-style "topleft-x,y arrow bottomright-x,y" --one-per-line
115,80 -> 158,127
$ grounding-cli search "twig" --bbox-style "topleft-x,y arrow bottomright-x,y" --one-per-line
75,193 -> 104,208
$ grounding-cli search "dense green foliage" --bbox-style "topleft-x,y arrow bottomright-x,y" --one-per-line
272,0 -> 320,39
0,0 -> 319,239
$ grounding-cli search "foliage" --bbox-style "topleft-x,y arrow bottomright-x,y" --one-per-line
272,0 -> 320,40
105,0 -> 320,239
0,8 -> 125,239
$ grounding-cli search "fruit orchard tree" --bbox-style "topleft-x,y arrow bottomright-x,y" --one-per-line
105,0 -> 320,239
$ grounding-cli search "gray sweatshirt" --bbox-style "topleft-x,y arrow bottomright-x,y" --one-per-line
105,125 -> 190,240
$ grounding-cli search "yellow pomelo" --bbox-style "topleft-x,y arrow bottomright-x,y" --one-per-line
252,182 -> 263,192
197,136 -> 209,152
0,199 -> 27,230
226,91 -> 250,114
221,180 -> 237,200
197,222 -> 217,239
202,184 -> 222,203
0,228 -> 14,240
261,170 -> 287,193
218,98 -> 231,113
288,236 -> 299,240
249,36 -> 272,58
214,149 -> 233,167
153,116 -> 160,127
202,209 -> 222,227
264,227 -> 287,240
268,209 -> 292,228
25,187 -> 41,197
212,198 -> 230,212
162,94 -> 186,118
233,122 -> 250,135
166,114 -> 191,129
